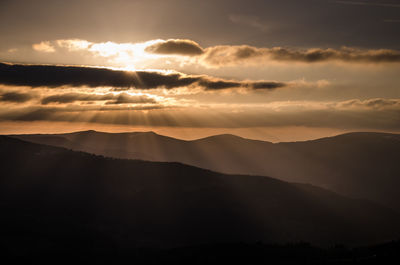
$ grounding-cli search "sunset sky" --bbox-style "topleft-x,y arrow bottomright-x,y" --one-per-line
0,0 -> 399,141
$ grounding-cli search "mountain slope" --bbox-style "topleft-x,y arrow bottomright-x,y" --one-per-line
12,131 -> 400,211
0,135 -> 399,249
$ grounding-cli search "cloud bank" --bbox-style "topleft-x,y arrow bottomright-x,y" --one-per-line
41,92 -> 156,105
143,39 -> 400,66
29,39 -> 400,70
0,91 -> 35,103
0,62 -> 286,91
1,98 -> 399,130
199,46 -> 400,66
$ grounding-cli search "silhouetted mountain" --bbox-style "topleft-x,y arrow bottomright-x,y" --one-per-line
4,240 -> 400,265
12,131 -> 400,211
1,135 -> 399,255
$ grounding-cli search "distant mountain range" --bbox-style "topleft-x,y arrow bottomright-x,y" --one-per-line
11,130 -> 400,211
1,135 -> 399,249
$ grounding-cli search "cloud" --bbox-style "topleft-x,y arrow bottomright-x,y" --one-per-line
32,39 -> 400,68
199,45 -> 400,67
145,39 -> 204,56
142,39 -> 400,66
41,93 -> 113,104
0,62 -> 200,89
197,79 -> 285,90
0,62 -> 287,91
32,41 -> 56,53
32,39 -> 155,68
1,98 -> 399,130
142,39 -> 400,65
335,98 -> 400,109
41,92 -> 156,105
0,104 -> 168,122
335,1 -> 400,8
197,79 -> 241,90
268,47 -> 400,63
0,92 -> 35,103
248,81 -> 287,90
105,93 -> 157,105
56,39 -> 92,51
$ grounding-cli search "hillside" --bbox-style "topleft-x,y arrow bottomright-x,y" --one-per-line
12,131 -> 400,211
1,135 -> 399,252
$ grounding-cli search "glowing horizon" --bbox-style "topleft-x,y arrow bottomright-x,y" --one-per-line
0,0 -> 399,140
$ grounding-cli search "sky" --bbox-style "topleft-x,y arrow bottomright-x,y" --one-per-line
0,0 -> 399,141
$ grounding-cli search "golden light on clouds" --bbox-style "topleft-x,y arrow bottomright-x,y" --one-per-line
1,30 -> 398,141
32,41 -> 56,53
33,39 -> 166,70
31,38 -> 400,70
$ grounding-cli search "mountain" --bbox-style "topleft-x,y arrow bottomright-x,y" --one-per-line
11,130 -> 400,211
1,135 -> 400,251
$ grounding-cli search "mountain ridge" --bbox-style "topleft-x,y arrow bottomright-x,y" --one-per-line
1,135 -> 399,248
8,130 -> 400,212
11,129 -> 399,140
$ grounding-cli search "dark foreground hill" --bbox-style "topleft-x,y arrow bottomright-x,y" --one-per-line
12,131 -> 400,211
1,135 -> 399,258
3,241 -> 400,265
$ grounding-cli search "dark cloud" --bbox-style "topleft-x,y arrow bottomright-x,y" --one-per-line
41,92 -> 156,105
200,45 -> 400,66
41,93 -> 112,104
0,62 -> 201,89
248,81 -> 287,90
0,91 -> 34,103
105,93 -> 157,105
334,1 -> 400,8
269,47 -> 400,63
197,78 -> 286,90
0,62 -> 287,91
145,39 -> 204,56
197,79 -> 242,90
